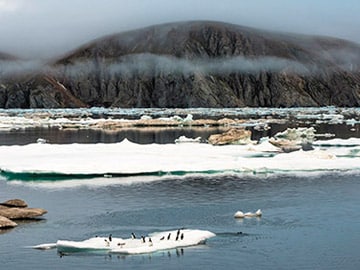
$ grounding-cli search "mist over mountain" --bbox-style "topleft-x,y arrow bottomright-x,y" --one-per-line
0,21 -> 360,108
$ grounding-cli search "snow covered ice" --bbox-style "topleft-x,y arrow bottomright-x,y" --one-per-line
31,229 -> 216,255
0,138 -> 359,183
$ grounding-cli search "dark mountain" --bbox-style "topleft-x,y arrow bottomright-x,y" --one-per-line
1,21 -> 360,108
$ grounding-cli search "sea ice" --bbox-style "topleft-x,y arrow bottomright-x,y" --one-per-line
0,138 -> 359,179
32,229 -> 216,255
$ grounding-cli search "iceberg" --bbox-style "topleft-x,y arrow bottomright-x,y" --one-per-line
32,229 -> 216,255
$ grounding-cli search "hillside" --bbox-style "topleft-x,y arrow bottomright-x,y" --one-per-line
1,21 -> 360,108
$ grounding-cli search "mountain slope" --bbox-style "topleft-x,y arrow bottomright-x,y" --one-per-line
1,21 -> 360,108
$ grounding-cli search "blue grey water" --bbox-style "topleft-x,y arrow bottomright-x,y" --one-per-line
1,172 -> 360,270
0,118 -> 360,270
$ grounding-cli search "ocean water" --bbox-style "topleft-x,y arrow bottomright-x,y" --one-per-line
1,173 -> 360,270
0,108 -> 360,269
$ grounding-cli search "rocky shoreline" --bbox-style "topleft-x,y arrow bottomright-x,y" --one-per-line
0,199 -> 47,230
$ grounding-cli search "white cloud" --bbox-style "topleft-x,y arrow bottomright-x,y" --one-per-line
0,0 -> 21,12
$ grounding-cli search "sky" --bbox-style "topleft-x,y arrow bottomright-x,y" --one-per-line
0,0 -> 359,59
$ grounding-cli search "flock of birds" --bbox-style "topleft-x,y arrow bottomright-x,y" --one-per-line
31,209 -> 263,254
102,209 -> 262,248
103,229 -> 186,247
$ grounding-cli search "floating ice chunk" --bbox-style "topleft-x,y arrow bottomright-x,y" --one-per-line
327,114 -> 344,124
183,114 -> 193,122
254,123 -> 270,131
248,138 -> 282,152
33,229 -> 215,255
140,115 -> 152,120
234,211 -> 245,218
174,136 -> 201,144
346,118 -> 358,126
36,138 -> 47,144
274,127 -> 316,144
234,209 -> 262,218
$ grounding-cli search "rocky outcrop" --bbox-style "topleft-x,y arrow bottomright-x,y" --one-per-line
0,216 -> 17,229
0,207 -> 47,220
208,128 -> 252,145
1,21 -> 360,108
0,199 -> 47,230
0,199 -> 28,208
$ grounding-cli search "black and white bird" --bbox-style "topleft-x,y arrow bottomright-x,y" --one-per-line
176,229 -> 181,241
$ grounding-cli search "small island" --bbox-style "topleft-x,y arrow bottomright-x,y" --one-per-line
0,199 -> 47,230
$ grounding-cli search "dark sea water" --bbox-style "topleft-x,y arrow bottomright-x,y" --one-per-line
1,173 -> 360,270
1,125 -> 360,270
0,122 -> 358,145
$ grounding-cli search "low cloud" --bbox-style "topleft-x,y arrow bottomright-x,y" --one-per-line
0,60 -> 43,78
54,53 -> 357,79
1,48 -> 358,80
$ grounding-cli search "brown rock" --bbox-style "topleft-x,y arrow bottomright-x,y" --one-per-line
1,199 -> 28,208
0,207 -> 47,220
0,215 -> 18,229
208,128 -> 252,145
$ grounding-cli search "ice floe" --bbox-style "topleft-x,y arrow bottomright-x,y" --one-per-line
0,137 -> 359,180
234,209 -> 262,218
31,229 -> 216,255
174,136 -> 202,144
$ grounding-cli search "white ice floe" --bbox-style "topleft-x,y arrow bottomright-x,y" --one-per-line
234,209 -> 262,218
0,138 -> 359,178
174,136 -> 202,144
31,229 -> 215,255
36,138 -> 48,144
273,127 -> 316,144
246,138 -> 282,152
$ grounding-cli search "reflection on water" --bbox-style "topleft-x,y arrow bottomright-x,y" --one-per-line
0,127 -> 227,145
0,122 -> 359,145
